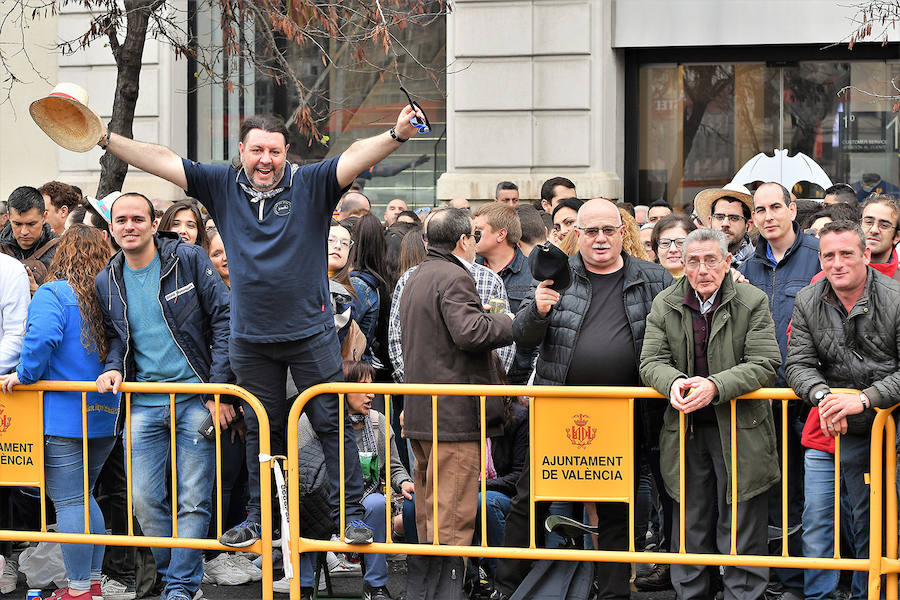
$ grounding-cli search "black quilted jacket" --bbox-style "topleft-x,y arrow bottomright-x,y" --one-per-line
786,267 -> 900,435
513,252 -> 673,447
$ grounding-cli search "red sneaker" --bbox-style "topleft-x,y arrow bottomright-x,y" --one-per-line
48,588 -> 94,600
91,580 -> 102,600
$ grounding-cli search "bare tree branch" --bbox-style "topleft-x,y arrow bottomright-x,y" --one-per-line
1,0 -> 449,192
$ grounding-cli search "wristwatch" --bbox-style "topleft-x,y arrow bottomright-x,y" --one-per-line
859,392 -> 870,410
389,127 -> 408,143
813,388 -> 831,405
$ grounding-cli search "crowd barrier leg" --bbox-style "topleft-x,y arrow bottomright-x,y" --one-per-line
883,415 -> 898,599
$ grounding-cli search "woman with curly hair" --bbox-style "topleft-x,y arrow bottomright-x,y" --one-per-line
1,224 -> 119,600
159,201 -> 209,251
618,207 -> 650,261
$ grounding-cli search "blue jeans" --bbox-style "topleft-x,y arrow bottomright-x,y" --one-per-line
130,399 -> 214,599
803,448 -> 841,600
474,491 -> 511,577
44,435 -> 116,590
300,493 -> 390,588
401,496 -> 418,543
841,434 -> 873,600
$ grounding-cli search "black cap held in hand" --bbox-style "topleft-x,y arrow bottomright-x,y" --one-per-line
528,242 -> 571,292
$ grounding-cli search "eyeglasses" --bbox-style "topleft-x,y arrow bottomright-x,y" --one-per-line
575,225 -> 620,238
401,86 -> 432,134
684,257 -> 724,270
862,216 -> 897,232
657,237 -> 686,249
328,237 -> 354,249
711,213 -> 746,223
468,230 -> 482,243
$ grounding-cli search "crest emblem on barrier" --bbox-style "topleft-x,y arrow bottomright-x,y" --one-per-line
566,413 -> 596,448
0,403 -> 10,434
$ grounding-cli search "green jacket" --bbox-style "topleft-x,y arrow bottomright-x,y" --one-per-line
639,275 -> 782,503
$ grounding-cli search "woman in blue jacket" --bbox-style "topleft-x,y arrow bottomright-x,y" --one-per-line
2,224 -> 119,600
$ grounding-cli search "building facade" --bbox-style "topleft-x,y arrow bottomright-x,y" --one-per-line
1,1 -> 897,213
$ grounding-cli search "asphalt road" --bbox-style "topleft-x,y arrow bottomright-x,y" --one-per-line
1,557 -> 676,600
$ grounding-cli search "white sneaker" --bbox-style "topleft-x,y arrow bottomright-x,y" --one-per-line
326,551 -> 361,577
0,555 -> 17,595
273,576 -> 291,594
100,575 -> 136,600
227,554 -> 263,582
202,553 -> 251,586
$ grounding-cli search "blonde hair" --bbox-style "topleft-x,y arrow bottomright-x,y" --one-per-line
619,208 -> 649,261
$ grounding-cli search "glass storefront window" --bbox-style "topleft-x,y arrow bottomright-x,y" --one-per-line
192,8 -> 447,215
638,59 -> 900,209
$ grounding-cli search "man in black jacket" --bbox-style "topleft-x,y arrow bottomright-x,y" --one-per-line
494,199 -> 673,600
95,192 -> 233,600
0,186 -> 60,291
786,220 -> 900,600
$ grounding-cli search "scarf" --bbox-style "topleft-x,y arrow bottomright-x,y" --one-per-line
238,181 -> 286,220
350,412 -> 380,496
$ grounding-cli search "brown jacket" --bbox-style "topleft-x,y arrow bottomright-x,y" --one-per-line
400,248 -> 514,441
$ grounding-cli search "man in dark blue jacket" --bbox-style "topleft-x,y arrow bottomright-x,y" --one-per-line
738,182 -> 821,600
95,192 -> 233,600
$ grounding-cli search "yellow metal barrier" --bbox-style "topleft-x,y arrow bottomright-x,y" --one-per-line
0,380 -> 274,600
287,383 -> 899,600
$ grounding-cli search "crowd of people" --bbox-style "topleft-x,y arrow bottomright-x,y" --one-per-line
0,107 -> 898,600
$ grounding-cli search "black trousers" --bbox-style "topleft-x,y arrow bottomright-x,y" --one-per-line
671,423 -> 768,600
766,408 -> 805,593
229,330 -> 366,526
95,435 -> 137,587
205,426 -> 249,555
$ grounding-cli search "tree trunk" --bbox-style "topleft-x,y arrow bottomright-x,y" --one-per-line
96,0 -> 161,198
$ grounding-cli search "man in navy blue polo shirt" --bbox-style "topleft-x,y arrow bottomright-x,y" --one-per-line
98,106 -> 423,553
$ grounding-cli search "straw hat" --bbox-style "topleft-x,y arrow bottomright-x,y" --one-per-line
29,83 -> 103,153
693,182 -> 754,225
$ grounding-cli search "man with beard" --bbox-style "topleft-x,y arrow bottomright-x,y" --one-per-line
97,106 -> 424,563
693,185 -> 755,269
859,194 -> 900,280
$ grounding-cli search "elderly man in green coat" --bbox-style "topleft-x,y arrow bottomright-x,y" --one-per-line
640,228 -> 782,600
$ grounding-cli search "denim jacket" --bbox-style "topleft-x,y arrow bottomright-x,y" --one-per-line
478,246 -> 533,314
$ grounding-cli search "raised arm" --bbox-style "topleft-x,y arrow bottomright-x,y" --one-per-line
336,105 -> 421,189
100,126 -> 188,191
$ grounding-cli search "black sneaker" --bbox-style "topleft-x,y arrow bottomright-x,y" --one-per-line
219,520 -> 262,547
299,587 -> 313,600
344,519 -> 374,544
364,582 -> 392,600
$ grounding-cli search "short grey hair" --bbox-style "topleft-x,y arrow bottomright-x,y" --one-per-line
682,228 -> 729,261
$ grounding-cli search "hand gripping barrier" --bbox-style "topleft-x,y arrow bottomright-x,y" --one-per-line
287,383 -> 900,600
0,381 -> 275,600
